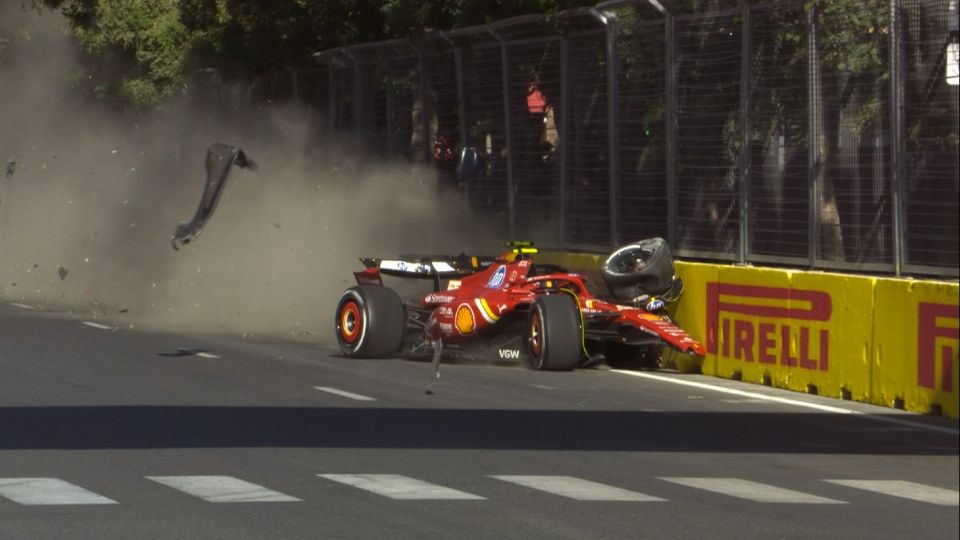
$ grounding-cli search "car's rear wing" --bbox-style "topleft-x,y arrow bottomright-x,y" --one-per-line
355,255 -> 496,289
354,243 -> 537,288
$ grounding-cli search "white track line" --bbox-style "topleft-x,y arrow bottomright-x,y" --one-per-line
660,477 -> 845,504
610,369 -> 959,436
824,480 -> 959,506
0,478 -> 117,505
313,386 -> 377,401
318,474 -> 484,500
9,302 -> 34,310
491,475 -> 665,501
147,476 -> 300,503
81,321 -> 114,331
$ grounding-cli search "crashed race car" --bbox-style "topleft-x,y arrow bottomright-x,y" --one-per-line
334,238 -> 705,371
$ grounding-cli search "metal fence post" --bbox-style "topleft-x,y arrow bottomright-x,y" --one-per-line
453,45 -> 469,153
385,58 -> 396,157
328,64 -> 336,129
590,7 -> 620,248
442,32 -> 471,206
453,43 -> 471,204
559,35 -> 570,248
807,5 -> 822,267
417,46 -> 432,162
737,1 -> 752,264
437,33 -> 468,150
888,0 -> 906,276
665,8 -> 678,248
488,28 -> 516,240
340,48 -> 362,139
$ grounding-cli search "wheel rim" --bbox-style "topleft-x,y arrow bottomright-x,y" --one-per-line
339,301 -> 363,344
529,309 -> 543,359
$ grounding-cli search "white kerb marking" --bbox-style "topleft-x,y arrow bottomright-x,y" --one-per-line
313,386 -> 377,401
195,352 -> 220,359
824,480 -> 959,506
0,478 -> 117,505
318,474 -> 484,500
491,475 -> 665,502
82,321 -> 114,331
10,302 -> 34,310
146,476 -> 300,502
611,369 -> 959,436
660,477 -> 845,504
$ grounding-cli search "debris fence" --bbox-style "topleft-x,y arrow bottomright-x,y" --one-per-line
228,0 -> 958,278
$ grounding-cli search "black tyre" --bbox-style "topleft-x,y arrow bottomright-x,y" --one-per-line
335,286 -> 405,358
601,237 -> 677,303
526,294 -> 582,371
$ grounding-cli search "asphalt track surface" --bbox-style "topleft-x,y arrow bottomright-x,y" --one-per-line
1,302 -> 958,539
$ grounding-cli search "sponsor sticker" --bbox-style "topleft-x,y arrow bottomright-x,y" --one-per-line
425,293 -> 456,304
918,302 -> 959,392
498,349 -> 521,359
380,260 -> 430,274
706,283 -> 832,371
487,265 -> 507,288
645,298 -> 665,311
455,304 -> 476,335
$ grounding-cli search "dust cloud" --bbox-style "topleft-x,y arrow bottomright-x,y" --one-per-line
0,6 -> 494,343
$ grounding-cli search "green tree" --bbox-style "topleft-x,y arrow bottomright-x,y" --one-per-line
33,0 -> 189,108
34,0 -> 600,109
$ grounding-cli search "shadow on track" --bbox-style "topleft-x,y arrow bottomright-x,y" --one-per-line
1,406 -> 956,455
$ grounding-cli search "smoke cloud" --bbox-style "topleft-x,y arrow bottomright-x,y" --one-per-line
0,6 -> 494,343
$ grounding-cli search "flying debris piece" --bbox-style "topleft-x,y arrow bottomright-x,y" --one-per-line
58,265 -> 69,281
4,161 -> 14,178
171,143 -> 257,250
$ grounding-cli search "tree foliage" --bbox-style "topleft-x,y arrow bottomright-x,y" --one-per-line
26,0 -> 896,114
26,0 -> 597,109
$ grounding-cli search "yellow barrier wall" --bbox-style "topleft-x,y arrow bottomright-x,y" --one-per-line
873,279 -> 959,417
541,251 -> 959,418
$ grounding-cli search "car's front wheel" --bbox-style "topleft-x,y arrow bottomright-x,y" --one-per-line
526,294 -> 582,371
335,286 -> 405,357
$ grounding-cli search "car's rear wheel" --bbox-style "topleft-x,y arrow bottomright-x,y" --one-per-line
335,286 -> 405,357
526,294 -> 582,371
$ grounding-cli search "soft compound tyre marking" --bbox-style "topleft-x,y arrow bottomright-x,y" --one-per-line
335,289 -> 368,355
339,300 -> 363,344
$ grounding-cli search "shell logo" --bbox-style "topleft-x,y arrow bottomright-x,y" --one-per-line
455,304 -> 476,335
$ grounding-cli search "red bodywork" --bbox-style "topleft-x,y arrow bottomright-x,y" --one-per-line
373,251 -> 706,356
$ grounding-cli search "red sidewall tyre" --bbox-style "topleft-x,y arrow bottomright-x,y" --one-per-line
335,286 -> 405,358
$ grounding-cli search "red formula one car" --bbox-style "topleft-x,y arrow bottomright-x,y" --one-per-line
334,239 -> 705,371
